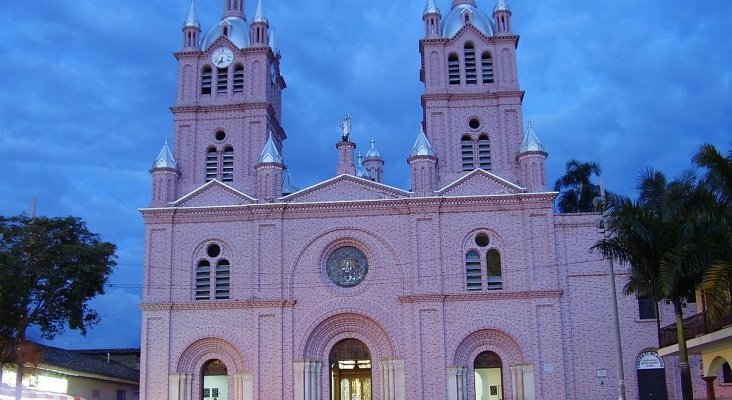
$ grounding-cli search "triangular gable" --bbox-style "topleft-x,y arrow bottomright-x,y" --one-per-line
203,34 -> 237,53
447,22 -> 492,45
281,175 -> 410,203
172,180 -> 256,207
438,169 -> 524,197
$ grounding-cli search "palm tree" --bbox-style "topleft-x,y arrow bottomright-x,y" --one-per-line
594,169 -> 706,400
553,159 -> 602,213
694,145 -> 732,322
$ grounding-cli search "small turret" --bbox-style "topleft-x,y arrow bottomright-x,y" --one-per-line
182,0 -> 201,50
255,133 -> 284,201
364,138 -> 384,183
150,138 -> 180,207
408,125 -> 438,196
493,0 -> 512,34
251,0 -> 269,46
423,0 -> 441,38
356,152 -> 370,179
517,121 -> 548,192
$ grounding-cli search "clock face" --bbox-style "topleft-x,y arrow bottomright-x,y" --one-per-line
326,246 -> 368,288
212,47 -> 234,68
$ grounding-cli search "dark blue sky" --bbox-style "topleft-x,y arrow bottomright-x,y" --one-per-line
1,0 -> 730,349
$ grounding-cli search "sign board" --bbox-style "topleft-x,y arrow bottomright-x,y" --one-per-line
636,351 -> 665,370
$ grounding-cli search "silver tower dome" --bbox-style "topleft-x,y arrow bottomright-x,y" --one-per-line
202,17 -> 251,50
441,2 -> 495,39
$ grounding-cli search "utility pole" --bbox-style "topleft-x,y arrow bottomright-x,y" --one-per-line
599,181 -> 627,400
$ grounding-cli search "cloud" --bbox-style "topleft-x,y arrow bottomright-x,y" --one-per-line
3,0 -> 731,349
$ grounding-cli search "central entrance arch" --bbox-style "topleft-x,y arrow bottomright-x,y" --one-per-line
474,351 -> 503,400
330,339 -> 372,400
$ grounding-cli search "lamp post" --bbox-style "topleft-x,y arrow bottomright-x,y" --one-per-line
597,182 -> 627,400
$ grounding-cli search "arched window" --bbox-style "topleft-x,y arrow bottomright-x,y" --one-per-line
215,260 -> 230,299
195,243 -> 232,301
195,260 -> 211,300
465,250 -> 482,291
201,66 -> 213,95
233,64 -> 244,93
481,52 -> 494,83
474,351 -> 503,400
205,148 -> 218,182
486,249 -> 502,289
478,135 -> 491,170
217,68 -> 228,94
448,53 -> 460,85
461,136 -> 475,171
222,146 -> 234,182
465,232 -> 504,292
464,43 -> 477,84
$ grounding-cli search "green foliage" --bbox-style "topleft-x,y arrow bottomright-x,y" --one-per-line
592,145 -> 731,400
553,159 -> 603,213
694,145 -> 732,322
0,215 -> 117,360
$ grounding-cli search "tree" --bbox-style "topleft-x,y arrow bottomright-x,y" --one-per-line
593,169 -> 708,400
553,159 -> 603,213
693,144 -> 732,322
0,215 -> 116,400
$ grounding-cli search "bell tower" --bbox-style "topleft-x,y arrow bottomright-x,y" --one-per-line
166,0 -> 287,201
419,0 -> 528,189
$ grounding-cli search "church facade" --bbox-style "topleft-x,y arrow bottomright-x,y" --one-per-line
140,1 -> 675,399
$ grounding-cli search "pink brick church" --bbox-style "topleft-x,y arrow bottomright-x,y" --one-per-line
140,1 -> 682,399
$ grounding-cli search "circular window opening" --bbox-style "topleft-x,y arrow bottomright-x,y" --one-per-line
475,233 -> 490,247
469,118 -> 481,130
326,246 -> 369,288
215,131 -> 226,141
207,244 -> 221,258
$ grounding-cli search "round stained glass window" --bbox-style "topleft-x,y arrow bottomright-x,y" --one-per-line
326,246 -> 369,288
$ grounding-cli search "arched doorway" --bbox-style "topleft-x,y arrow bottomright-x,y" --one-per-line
330,339 -> 372,400
201,359 -> 228,400
474,351 -> 503,400
636,351 -> 667,400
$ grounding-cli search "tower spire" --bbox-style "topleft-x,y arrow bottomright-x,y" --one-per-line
184,0 -> 200,28
519,121 -> 545,153
251,0 -> 269,45
253,0 -> 267,23
153,138 -> 178,169
182,0 -> 201,50
424,0 -> 440,15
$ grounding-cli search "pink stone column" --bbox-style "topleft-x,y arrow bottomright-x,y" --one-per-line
336,141 -> 356,176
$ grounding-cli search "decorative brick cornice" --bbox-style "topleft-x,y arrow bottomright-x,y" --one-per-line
140,192 -> 558,223
141,300 -> 296,312
171,102 -> 275,114
398,290 -> 562,303
422,91 -> 525,102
